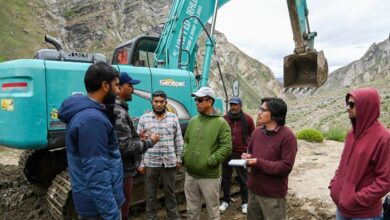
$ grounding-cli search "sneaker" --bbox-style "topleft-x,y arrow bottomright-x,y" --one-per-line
219,201 -> 229,212
241,203 -> 247,214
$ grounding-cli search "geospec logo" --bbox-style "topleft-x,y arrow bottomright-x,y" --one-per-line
160,79 -> 185,87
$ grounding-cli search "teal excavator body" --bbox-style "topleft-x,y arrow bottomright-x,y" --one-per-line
0,0 -> 229,150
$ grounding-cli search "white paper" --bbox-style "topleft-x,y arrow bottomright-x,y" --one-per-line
228,159 -> 247,167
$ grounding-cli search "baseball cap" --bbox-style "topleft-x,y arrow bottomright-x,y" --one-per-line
229,96 -> 242,104
191,87 -> 216,99
119,72 -> 141,85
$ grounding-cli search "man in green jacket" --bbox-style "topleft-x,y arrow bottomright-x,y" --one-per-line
183,87 -> 232,220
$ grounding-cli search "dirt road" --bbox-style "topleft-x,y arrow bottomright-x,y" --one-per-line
0,141 -> 341,219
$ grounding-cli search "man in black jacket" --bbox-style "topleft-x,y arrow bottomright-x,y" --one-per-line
114,72 -> 160,220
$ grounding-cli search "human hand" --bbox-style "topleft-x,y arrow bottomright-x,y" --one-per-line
245,158 -> 257,167
176,162 -> 182,171
137,167 -> 145,175
150,133 -> 160,145
139,129 -> 149,139
241,153 -> 252,159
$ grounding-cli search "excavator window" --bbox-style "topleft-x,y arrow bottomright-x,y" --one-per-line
113,44 -> 131,65
112,37 -> 159,68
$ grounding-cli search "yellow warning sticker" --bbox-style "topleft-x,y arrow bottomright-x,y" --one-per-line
1,98 -> 14,111
51,108 -> 58,119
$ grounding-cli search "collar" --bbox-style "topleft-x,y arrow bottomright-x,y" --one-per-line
115,97 -> 129,111
261,125 -> 281,136
151,110 -> 167,120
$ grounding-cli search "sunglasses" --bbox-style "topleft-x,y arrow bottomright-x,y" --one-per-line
346,101 -> 355,109
258,107 -> 270,113
195,97 -> 210,103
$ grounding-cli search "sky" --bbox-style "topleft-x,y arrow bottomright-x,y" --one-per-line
216,0 -> 390,78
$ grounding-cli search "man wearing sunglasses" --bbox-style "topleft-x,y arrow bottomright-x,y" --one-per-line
183,87 -> 232,220
242,97 -> 297,220
329,87 -> 390,220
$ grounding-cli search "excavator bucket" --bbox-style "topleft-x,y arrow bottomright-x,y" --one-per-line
283,51 -> 328,88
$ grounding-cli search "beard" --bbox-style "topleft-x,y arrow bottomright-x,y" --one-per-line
103,90 -> 116,105
103,87 -> 117,125
153,107 -> 166,116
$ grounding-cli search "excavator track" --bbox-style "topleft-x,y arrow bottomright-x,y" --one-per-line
47,170 -> 78,220
18,148 -> 68,188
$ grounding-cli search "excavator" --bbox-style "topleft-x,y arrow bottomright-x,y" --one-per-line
0,0 -> 327,219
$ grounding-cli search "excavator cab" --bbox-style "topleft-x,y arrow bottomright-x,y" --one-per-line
283,50 -> 328,88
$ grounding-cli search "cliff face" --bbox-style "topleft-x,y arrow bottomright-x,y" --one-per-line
12,0 -> 281,109
318,36 -> 390,92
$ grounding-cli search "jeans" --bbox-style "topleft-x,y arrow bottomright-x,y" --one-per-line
336,208 -> 383,220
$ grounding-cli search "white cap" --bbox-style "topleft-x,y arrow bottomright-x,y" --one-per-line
191,87 -> 216,99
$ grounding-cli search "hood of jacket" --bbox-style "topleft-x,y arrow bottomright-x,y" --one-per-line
346,87 -> 380,137
59,94 -> 104,123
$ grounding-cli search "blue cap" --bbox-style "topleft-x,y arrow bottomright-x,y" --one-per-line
229,96 -> 242,104
119,72 -> 141,85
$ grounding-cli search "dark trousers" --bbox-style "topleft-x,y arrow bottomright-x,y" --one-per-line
145,167 -> 179,220
121,176 -> 134,220
221,154 -> 248,205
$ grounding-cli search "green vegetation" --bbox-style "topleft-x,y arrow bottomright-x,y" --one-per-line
0,0 -> 46,59
323,127 -> 347,142
63,9 -> 76,19
0,55 -> 6,62
296,128 -> 324,143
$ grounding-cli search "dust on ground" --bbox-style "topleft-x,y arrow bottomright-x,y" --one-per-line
0,141 -> 342,219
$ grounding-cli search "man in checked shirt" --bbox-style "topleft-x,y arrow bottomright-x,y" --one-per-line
137,90 -> 184,220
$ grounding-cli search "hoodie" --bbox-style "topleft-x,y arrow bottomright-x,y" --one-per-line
329,88 -> 390,218
59,94 -> 124,220
183,108 -> 232,178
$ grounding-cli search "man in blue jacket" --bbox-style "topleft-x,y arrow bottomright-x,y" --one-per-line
59,62 -> 124,220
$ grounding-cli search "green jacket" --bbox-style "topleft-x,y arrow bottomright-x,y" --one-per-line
183,108 -> 232,178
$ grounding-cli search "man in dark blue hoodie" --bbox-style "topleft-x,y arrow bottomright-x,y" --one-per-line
59,62 -> 124,220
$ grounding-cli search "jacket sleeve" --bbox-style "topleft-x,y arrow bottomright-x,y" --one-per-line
114,110 -> 152,158
355,136 -> 390,207
207,120 -> 232,167
174,116 -> 184,163
254,133 -> 297,177
75,117 -> 120,220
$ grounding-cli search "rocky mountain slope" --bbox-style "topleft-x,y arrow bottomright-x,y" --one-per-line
318,35 -> 390,92
1,0 -> 284,109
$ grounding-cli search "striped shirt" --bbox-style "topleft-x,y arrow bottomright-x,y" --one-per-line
137,111 -> 184,168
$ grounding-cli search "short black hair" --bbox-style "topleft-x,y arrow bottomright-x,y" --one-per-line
152,90 -> 167,100
261,97 -> 287,126
84,62 -> 119,92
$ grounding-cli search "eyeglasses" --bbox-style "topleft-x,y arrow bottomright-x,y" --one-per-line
195,97 -> 210,103
346,101 -> 355,109
258,107 -> 270,113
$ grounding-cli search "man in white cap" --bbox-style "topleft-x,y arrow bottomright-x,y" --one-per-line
183,87 -> 232,220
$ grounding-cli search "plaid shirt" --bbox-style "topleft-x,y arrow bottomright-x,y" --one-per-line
137,111 -> 184,168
